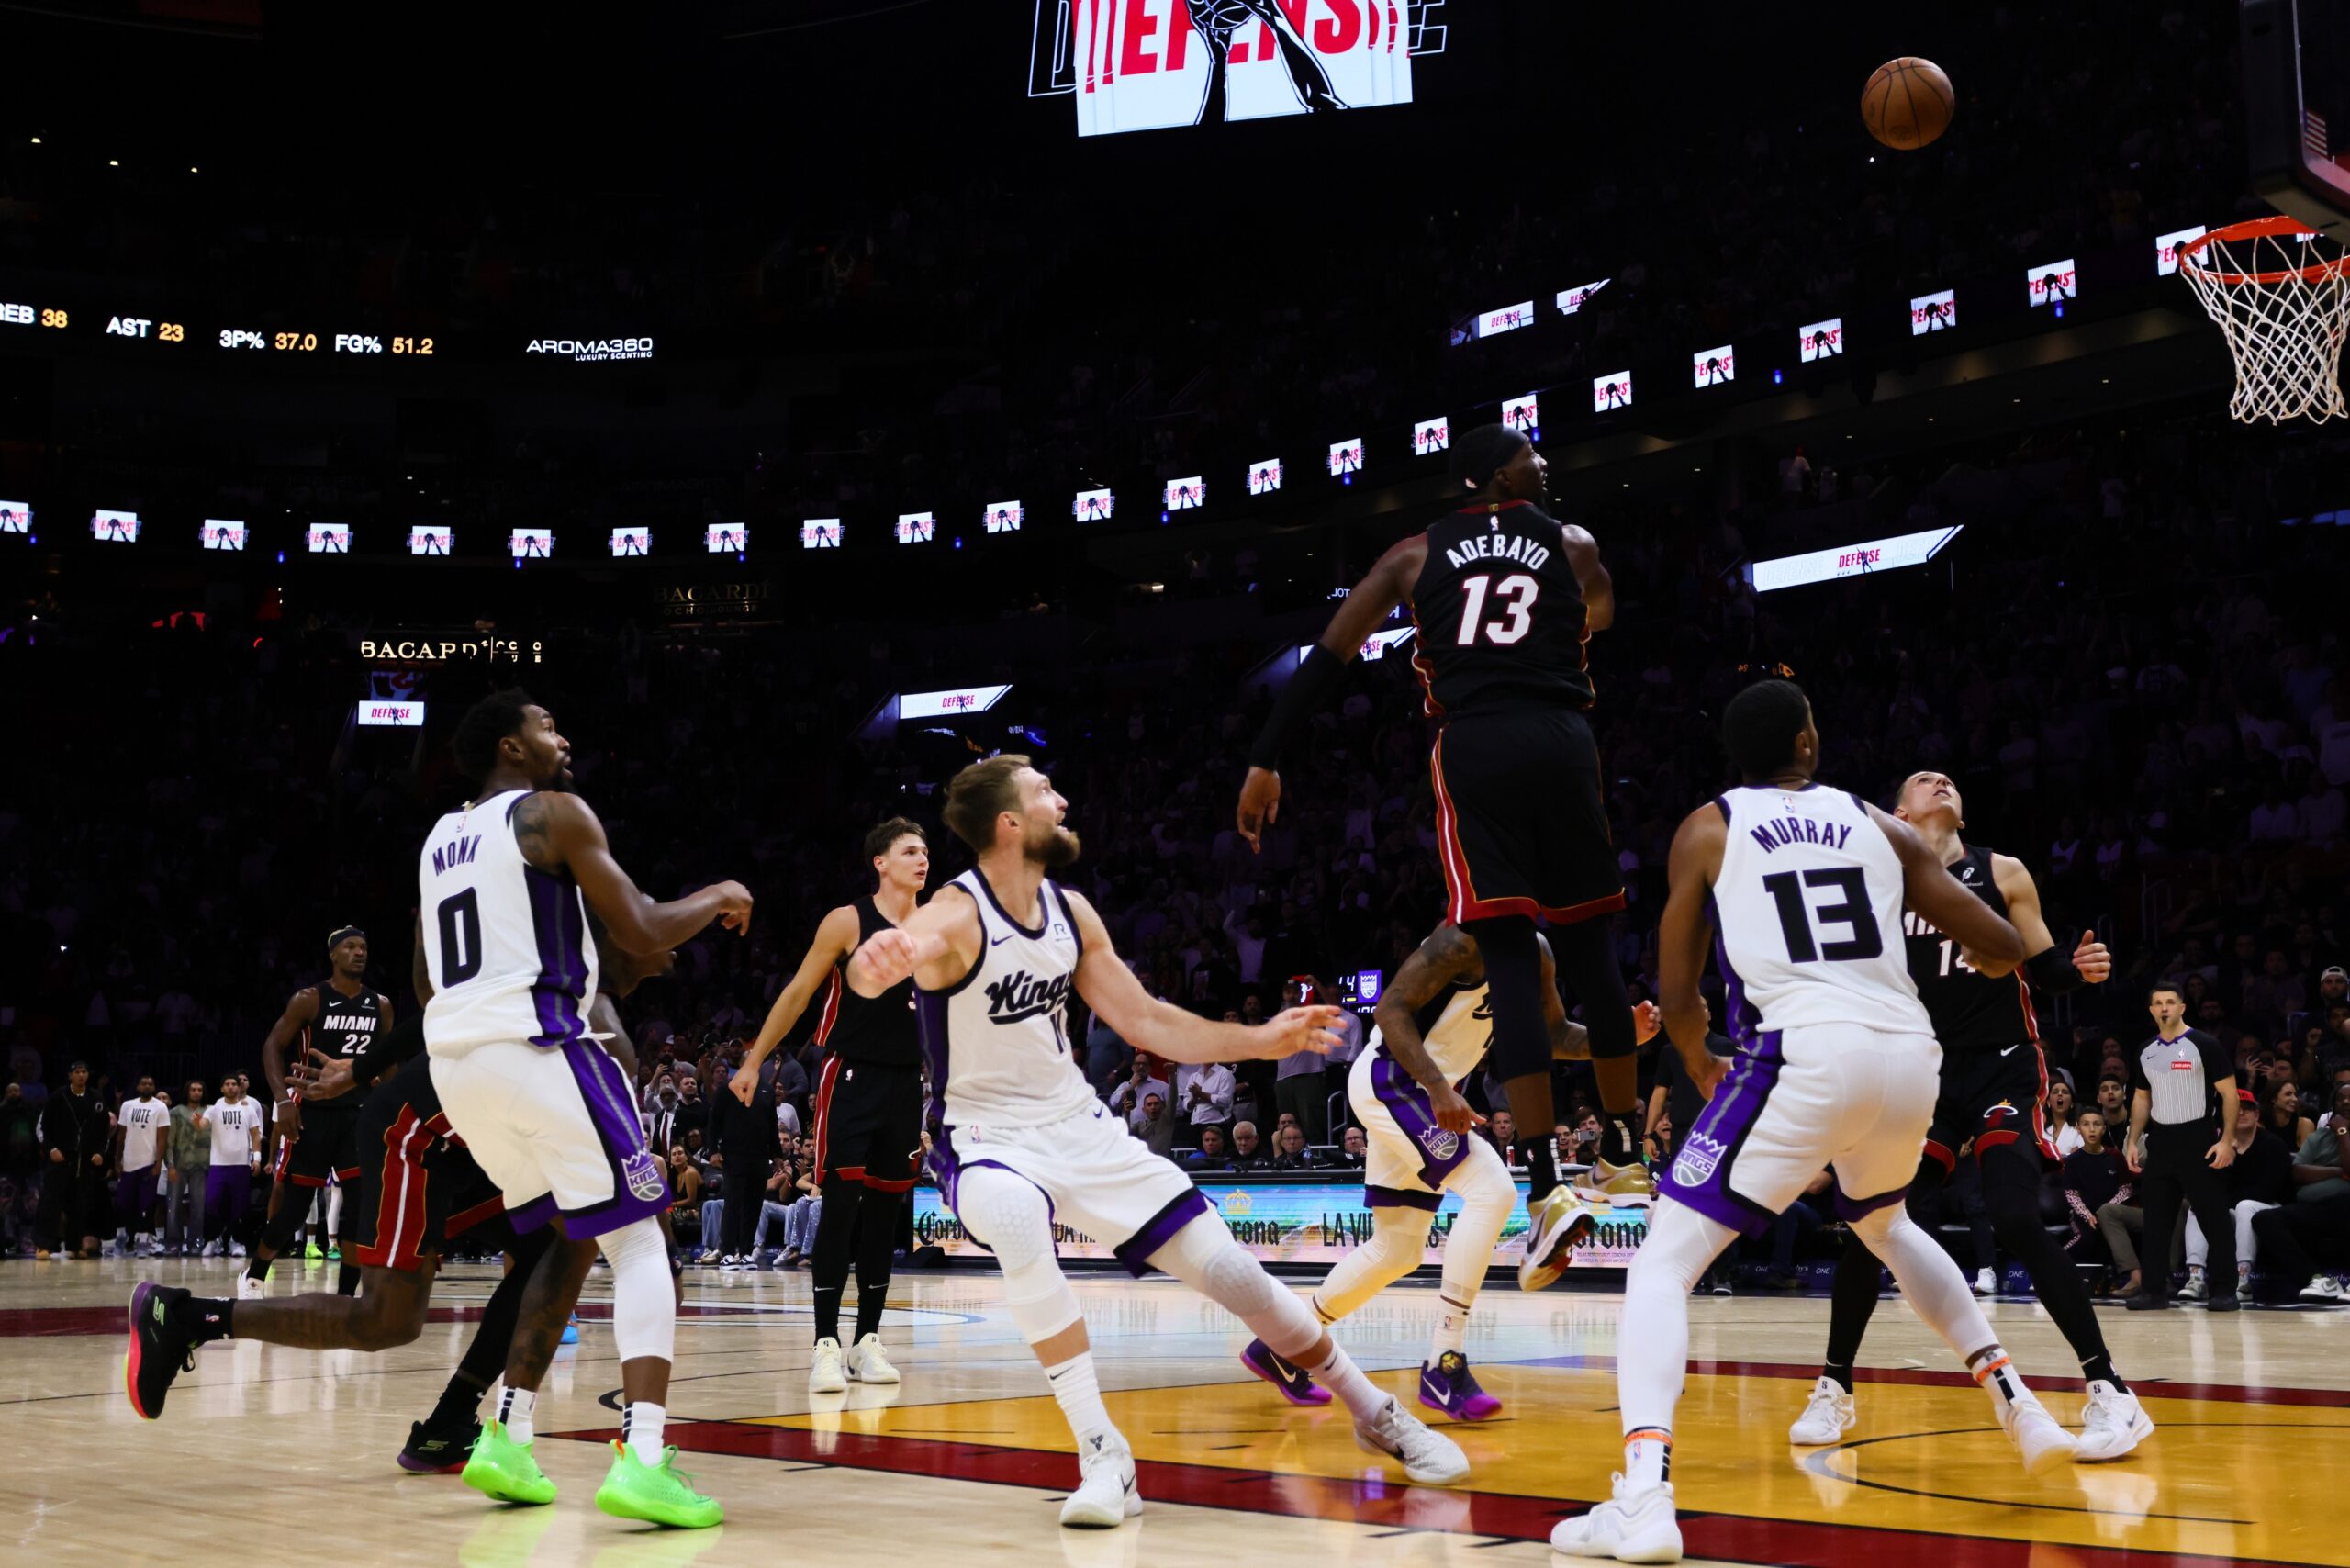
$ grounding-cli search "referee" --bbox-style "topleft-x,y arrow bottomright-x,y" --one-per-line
2123,982 -> 2240,1311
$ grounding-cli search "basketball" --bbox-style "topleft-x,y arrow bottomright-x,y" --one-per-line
1862,56 -> 1955,150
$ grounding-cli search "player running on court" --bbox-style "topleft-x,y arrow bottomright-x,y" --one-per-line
1554,680 -> 2076,1565
1238,423 -> 1646,1291
1788,768 -> 2149,1461
850,755 -> 1468,1529
1248,920 -> 1660,1417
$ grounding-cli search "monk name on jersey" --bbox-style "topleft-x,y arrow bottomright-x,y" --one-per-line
1746,815 -> 1855,854
1442,532 -> 1551,572
984,969 -> 1071,1026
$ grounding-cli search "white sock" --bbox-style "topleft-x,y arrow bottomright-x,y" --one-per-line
1852,1208 -> 2023,1417
1624,1427 -> 1672,1489
1310,1341 -> 1390,1423
499,1385 -> 536,1443
1966,1345 -> 2031,1420
1433,1292 -> 1472,1360
625,1400 -> 666,1463
1044,1352 -> 1116,1450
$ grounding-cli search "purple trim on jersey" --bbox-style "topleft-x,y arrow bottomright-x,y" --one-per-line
1370,1054 -> 1475,1187
536,1039 -> 669,1238
1112,1185 -> 1212,1276
1703,890 -> 1766,1053
522,866 -> 591,1047
1656,1028 -> 1786,1237
1831,1177 -> 1911,1223
1365,1183 -> 1445,1213
506,1193 -> 560,1234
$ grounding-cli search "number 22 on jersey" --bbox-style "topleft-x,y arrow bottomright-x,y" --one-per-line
1455,572 -> 1539,645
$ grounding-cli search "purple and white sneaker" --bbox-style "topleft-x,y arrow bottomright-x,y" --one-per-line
1240,1338 -> 1332,1406
1417,1351 -> 1501,1421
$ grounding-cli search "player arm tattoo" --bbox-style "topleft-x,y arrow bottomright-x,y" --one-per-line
1657,802 -> 1727,1078
1870,804 -> 2024,973
260,988 -> 319,1106
1373,924 -> 1481,1097
1559,522 -> 1615,631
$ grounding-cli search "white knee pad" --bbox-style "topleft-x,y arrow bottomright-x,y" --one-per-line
957,1168 -> 1081,1343
1158,1213 -> 1320,1360
598,1216 -> 677,1364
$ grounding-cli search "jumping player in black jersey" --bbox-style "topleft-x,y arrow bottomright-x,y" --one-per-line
1238,423 -> 1641,1289
244,926 -> 389,1299
1786,769 -> 2152,1462
734,817 -> 929,1392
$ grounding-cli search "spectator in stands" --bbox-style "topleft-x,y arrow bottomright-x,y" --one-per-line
2045,1080 -> 2083,1158
2184,1089 -> 2296,1302
1227,1121 -> 1270,1173
1086,976 -> 1137,1096
1129,1092 -> 1175,1159
2064,1110 -> 2129,1285
2095,1072 -> 2131,1127
1647,1027 -> 1735,1162
666,1144 -> 704,1250
1270,1124 -> 1319,1171
36,1061 -> 107,1260
2262,1078 -> 2315,1148
1274,1036 -> 1327,1148
163,1079 -> 209,1257
1486,1111 -> 1517,1169
1333,1126 -> 1366,1169
2252,1080 -> 2350,1302
1108,1057 -> 1169,1122
1186,1126 -> 1231,1172
1174,1058 -> 1235,1151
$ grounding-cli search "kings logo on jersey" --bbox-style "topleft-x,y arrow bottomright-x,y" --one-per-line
1416,1125 -> 1460,1161
621,1148 -> 667,1203
1671,1129 -> 1729,1187
984,969 -> 1072,1026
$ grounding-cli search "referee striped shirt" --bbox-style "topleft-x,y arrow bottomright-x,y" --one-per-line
2129,1026 -> 2230,1137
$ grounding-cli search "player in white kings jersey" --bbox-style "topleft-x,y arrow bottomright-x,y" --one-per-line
847,755 -> 1469,1530
417,690 -> 752,1530
1253,922 -> 1659,1420
1555,681 -> 2076,1566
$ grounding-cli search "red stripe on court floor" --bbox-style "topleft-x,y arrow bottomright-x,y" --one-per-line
0,1298 -> 766,1339
1509,1353 -> 2350,1408
554,1418 -> 2311,1568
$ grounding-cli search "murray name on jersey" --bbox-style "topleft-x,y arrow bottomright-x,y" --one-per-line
1745,814 -> 1856,854
1440,530 -> 1552,571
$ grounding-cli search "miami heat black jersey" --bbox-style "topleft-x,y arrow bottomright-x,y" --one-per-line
304,983 -> 384,1111
1901,844 -> 2038,1055
1408,499 -> 1595,718
818,896 -> 921,1068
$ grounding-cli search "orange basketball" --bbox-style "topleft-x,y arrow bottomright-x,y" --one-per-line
1862,57 -> 1954,150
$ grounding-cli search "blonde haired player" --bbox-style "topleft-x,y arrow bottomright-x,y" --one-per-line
849,755 -> 1468,1529
1244,922 -> 1658,1418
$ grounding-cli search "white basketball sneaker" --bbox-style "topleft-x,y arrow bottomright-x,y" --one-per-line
2001,1393 -> 2079,1476
1550,1475 -> 1683,1563
846,1334 -> 900,1384
808,1336 -> 848,1394
1353,1395 -> 1470,1484
1787,1376 -> 1855,1445
1059,1431 -> 1141,1528
2076,1381 -> 2154,1462
235,1272 -> 265,1301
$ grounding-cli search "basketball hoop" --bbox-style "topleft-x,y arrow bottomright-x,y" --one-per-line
2177,215 -> 2350,424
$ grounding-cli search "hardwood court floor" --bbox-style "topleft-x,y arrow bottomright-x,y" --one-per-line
4,1255 -> 2344,1568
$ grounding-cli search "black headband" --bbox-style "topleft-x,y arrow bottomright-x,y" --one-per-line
327,925 -> 367,951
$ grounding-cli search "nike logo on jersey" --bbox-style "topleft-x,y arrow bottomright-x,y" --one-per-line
2000,1044 -> 2021,1057
990,934 -> 1013,947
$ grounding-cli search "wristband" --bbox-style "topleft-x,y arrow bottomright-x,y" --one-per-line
2023,943 -> 2087,995
1247,644 -> 1346,771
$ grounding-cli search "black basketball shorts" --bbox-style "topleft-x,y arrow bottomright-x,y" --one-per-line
346,1063 -> 510,1272
273,1101 -> 364,1189
1923,1040 -> 2059,1175
1429,707 -> 1627,926
812,1058 -> 924,1193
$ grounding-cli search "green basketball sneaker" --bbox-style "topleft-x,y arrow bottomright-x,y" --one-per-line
594,1440 -> 723,1529
462,1419 -> 556,1506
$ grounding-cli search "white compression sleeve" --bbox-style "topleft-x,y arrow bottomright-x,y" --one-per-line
1617,1197 -> 1738,1439
1308,1207 -> 1432,1323
598,1215 -> 677,1364
957,1167 -> 1082,1345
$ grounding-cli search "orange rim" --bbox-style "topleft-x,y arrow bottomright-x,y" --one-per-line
2177,215 -> 2350,286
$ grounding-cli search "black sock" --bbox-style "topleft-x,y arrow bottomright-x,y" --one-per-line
2082,1354 -> 2126,1392
810,1181 -> 862,1343
854,1189 -> 900,1343
433,1230 -> 548,1426
337,1260 -> 362,1297
1517,1133 -> 1561,1201
184,1296 -> 235,1345
1598,1114 -> 1638,1169
1822,1229 -> 1886,1373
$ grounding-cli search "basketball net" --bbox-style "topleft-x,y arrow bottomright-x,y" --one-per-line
2177,216 -> 2350,424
